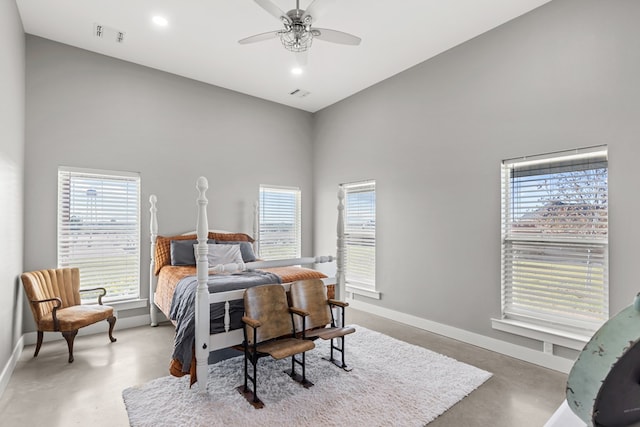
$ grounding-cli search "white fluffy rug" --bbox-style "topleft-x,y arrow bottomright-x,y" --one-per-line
122,326 -> 491,427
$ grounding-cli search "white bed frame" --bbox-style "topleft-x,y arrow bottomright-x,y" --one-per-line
149,177 -> 346,391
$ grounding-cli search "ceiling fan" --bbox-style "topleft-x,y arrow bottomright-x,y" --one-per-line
239,0 -> 362,53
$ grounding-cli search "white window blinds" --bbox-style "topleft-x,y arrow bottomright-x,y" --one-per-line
501,146 -> 608,333
58,167 -> 141,302
259,185 -> 301,260
342,180 -> 376,291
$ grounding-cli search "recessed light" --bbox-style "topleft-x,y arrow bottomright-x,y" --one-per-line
152,16 -> 168,27
291,67 -> 303,75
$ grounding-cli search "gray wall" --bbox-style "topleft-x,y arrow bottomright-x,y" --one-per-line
18,0 -> 640,360
24,36 -> 314,326
313,0 -> 640,354
0,1 -> 25,374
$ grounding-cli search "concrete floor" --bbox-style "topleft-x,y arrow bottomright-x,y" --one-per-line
0,309 -> 567,427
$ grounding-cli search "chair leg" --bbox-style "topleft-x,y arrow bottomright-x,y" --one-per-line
291,354 -> 296,378
338,336 -> 351,371
330,337 -> 335,360
62,330 -> 78,363
107,316 -> 117,342
324,336 -> 352,372
237,350 -> 264,409
287,352 -> 314,388
34,331 -> 44,358
243,349 -> 249,391
252,354 -> 259,404
301,351 -> 311,387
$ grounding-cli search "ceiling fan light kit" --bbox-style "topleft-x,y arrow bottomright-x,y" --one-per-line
278,22 -> 314,52
240,0 -> 361,53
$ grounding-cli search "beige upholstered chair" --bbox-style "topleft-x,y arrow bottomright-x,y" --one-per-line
239,284 -> 315,408
289,279 -> 356,371
21,268 -> 116,363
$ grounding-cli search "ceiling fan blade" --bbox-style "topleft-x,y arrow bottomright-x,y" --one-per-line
312,28 -> 361,46
254,0 -> 292,24
238,30 -> 280,45
301,0 -> 336,23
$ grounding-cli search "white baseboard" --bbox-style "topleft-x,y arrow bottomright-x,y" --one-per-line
347,298 -> 575,374
0,335 -> 24,400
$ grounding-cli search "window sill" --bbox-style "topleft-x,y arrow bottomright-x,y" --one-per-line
106,298 -> 148,311
491,318 -> 591,351
346,285 -> 381,300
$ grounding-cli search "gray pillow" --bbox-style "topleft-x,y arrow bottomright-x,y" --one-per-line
170,239 -> 214,265
215,240 -> 257,263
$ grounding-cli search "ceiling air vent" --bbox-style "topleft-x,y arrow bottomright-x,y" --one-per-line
289,89 -> 310,98
94,23 -> 125,43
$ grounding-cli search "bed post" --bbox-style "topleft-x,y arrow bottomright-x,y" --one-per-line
195,177 -> 210,392
253,200 -> 259,256
337,186 -> 346,302
149,195 -> 159,327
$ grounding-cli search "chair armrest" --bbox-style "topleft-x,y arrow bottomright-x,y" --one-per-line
242,316 -> 261,329
328,299 -> 348,329
30,297 -> 62,331
328,299 -> 349,308
289,307 -> 308,339
241,316 -> 262,350
289,307 -> 309,317
30,297 -> 62,308
79,287 -> 107,305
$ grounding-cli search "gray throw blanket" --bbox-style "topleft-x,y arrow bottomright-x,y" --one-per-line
170,271 -> 282,373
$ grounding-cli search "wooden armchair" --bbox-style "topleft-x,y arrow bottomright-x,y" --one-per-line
289,279 -> 356,371
20,268 -> 117,363
239,284 -> 315,408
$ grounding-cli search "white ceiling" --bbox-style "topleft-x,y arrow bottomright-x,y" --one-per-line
16,0 -> 552,113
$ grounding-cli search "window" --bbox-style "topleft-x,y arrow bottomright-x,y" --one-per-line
258,185 -> 301,260
341,180 -> 377,297
58,167 -> 141,302
500,146 -> 608,336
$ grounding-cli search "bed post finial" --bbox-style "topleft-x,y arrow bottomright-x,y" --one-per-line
149,194 -> 159,326
253,200 -> 259,256
337,186 -> 345,301
149,195 -> 158,237
149,195 -> 158,240
196,176 -> 209,244
196,176 -> 209,194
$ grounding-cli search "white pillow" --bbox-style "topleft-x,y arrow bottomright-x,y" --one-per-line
199,243 -> 243,268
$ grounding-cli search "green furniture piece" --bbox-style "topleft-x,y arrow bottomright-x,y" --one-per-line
567,293 -> 640,426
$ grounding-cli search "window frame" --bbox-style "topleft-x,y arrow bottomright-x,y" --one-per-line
57,166 -> 141,303
496,146 -> 608,343
341,180 -> 378,299
258,185 -> 301,261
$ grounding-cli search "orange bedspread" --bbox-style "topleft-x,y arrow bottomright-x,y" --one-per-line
156,265 -> 333,383
154,265 -> 333,321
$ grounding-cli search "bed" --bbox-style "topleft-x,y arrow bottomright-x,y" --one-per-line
149,177 -> 344,391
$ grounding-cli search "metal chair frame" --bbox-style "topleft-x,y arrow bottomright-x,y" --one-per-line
238,285 -> 314,408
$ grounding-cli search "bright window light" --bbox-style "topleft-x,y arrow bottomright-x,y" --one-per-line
291,67 -> 303,75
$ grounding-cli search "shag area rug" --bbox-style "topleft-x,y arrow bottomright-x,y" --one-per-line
122,326 -> 491,427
